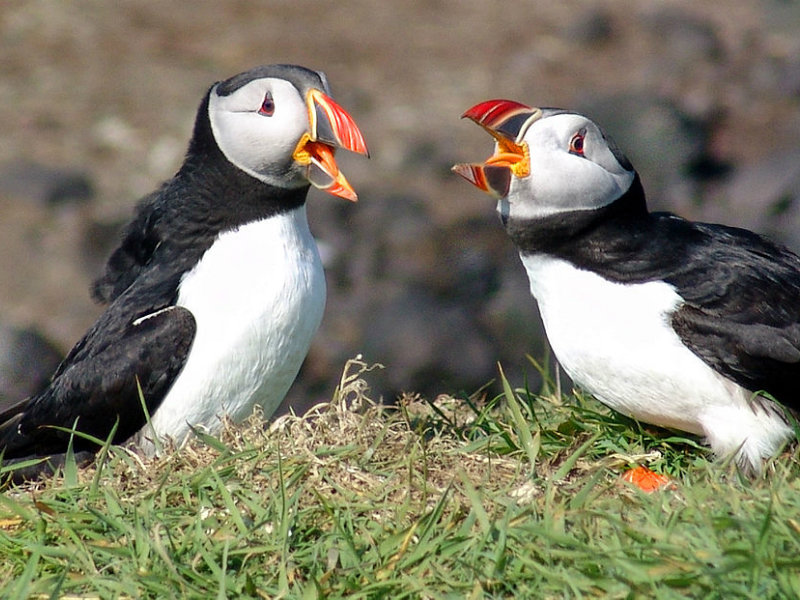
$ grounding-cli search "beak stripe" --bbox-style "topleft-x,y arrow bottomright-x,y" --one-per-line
461,99 -> 534,129
452,163 -> 512,198
294,89 -> 368,202
462,99 -> 542,144
309,89 -> 369,156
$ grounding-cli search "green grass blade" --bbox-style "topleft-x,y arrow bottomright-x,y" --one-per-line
8,549 -> 40,600
136,375 -> 163,455
552,432 -> 601,481
63,420 -> 79,486
216,537 -> 230,600
457,468 -> 491,535
498,363 -> 539,472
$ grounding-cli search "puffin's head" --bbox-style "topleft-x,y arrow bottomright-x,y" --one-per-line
453,100 -> 635,222
208,64 -> 368,201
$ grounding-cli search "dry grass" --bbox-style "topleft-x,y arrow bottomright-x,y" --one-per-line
3,357 -> 800,598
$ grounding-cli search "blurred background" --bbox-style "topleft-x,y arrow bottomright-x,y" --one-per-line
1,1 -> 799,411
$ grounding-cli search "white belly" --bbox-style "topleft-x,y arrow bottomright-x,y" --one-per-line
143,205 -> 325,445
520,254 -> 792,467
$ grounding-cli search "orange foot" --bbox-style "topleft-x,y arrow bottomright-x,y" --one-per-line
621,465 -> 672,493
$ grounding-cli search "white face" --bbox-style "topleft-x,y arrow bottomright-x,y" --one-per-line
498,113 -> 635,222
208,77 -> 310,188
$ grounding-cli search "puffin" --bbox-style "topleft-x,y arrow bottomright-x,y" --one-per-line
453,99 -> 798,477
0,64 -> 368,476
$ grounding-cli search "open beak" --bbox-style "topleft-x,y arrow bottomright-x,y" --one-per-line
452,99 -> 542,198
292,88 -> 369,202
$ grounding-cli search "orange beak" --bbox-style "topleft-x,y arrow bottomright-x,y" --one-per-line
452,99 -> 541,198
292,88 -> 369,202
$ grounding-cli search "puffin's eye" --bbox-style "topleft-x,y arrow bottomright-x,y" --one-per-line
569,132 -> 585,156
259,92 -> 275,116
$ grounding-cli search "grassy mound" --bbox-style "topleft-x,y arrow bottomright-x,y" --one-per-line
2,358 -> 800,598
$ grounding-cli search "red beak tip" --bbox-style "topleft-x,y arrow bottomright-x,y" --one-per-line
336,188 -> 358,202
353,138 -> 369,157
461,98 -> 535,128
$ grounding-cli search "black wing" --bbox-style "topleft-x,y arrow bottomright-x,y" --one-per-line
666,221 -> 800,407
0,302 -> 195,460
511,180 -> 800,409
92,190 -> 164,304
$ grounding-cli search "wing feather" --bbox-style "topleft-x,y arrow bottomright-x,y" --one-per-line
0,305 -> 195,459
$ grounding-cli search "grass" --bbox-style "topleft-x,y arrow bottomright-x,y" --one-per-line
2,357 -> 800,599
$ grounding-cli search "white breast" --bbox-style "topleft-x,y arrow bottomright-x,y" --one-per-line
520,253 -> 792,468
141,205 -> 325,446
